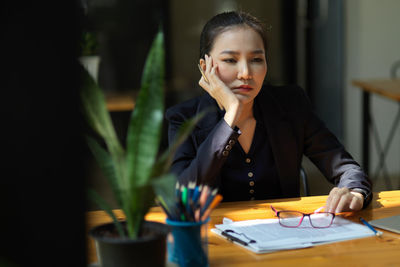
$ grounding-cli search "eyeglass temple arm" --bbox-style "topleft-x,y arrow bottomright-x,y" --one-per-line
314,206 -> 325,213
270,205 -> 278,216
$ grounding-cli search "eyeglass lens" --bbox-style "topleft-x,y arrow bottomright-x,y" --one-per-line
279,211 -> 334,228
309,213 -> 334,227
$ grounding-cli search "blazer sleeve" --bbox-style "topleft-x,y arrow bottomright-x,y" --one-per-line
299,88 -> 372,207
166,107 -> 241,186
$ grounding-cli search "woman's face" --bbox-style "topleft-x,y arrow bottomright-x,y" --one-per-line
207,26 -> 267,104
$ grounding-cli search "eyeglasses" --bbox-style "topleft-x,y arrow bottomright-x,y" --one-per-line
270,205 -> 335,228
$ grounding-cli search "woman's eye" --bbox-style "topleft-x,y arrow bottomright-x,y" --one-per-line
251,58 -> 264,63
223,58 -> 237,63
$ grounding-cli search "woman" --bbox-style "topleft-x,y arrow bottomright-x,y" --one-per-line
166,11 -> 372,213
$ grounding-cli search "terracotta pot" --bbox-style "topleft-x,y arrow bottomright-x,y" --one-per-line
90,221 -> 169,267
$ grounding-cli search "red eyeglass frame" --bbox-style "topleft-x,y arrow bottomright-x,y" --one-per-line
270,205 -> 335,228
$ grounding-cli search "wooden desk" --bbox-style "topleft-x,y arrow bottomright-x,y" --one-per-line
104,90 -> 136,112
352,79 -> 400,187
87,191 -> 400,266
353,79 -> 400,102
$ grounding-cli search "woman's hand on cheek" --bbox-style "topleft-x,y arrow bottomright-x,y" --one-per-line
198,55 -> 242,126
325,187 -> 364,214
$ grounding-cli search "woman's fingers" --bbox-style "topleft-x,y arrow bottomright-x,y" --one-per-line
326,187 -> 348,212
208,64 -> 221,87
335,193 -> 352,213
325,187 -> 364,213
198,76 -> 208,90
325,187 -> 340,212
205,55 -> 220,84
210,63 -> 216,75
200,55 -> 216,90
349,192 -> 363,210
205,54 -> 213,75
199,54 -> 239,113
198,75 -> 223,110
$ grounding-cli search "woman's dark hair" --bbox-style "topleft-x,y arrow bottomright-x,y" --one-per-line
199,11 -> 269,59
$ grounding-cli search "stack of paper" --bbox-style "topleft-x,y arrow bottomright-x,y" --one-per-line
211,217 -> 375,253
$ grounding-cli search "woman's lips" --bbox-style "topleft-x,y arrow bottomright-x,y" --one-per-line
233,85 -> 253,92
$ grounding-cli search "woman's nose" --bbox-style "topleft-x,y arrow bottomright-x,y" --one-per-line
237,62 -> 252,80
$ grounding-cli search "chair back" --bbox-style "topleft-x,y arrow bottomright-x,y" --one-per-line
300,167 -> 310,196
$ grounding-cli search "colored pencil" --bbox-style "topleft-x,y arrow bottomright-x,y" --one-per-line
201,194 -> 223,221
157,183 -> 222,222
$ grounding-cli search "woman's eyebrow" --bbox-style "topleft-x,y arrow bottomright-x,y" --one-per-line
220,49 -> 265,55
220,50 -> 239,55
251,49 -> 265,54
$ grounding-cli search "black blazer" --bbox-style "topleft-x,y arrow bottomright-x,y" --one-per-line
166,84 -> 372,200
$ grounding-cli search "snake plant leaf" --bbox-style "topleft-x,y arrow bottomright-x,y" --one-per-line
80,65 -> 124,159
88,189 -> 126,238
125,30 -> 165,188
82,29 -> 201,239
86,136 -> 123,208
125,184 -> 155,238
151,173 -> 177,210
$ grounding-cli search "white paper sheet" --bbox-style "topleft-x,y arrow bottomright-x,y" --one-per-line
212,216 -> 375,253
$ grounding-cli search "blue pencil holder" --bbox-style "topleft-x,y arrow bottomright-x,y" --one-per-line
166,218 -> 210,267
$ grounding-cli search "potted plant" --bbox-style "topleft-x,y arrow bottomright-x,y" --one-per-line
80,31 -> 100,82
81,29 -> 202,267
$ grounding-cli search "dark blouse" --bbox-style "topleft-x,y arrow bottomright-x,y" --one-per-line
220,104 -> 282,201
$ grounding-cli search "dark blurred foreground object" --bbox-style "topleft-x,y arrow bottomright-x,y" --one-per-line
0,1 -> 86,266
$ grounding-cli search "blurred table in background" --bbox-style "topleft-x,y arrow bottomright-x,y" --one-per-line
87,190 -> 400,266
352,79 -> 400,188
104,90 -> 136,112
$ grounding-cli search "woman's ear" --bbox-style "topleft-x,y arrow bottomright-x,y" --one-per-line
199,58 -> 206,70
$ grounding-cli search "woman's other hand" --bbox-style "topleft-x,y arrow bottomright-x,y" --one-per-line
325,187 -> 364,213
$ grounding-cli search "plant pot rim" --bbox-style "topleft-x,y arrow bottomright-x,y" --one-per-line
89,220 -> 169,244
166,217 -> 210,227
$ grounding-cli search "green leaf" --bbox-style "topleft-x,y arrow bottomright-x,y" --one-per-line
125,185 -> 155,238
122,30 -> 165,238
152,173 -> 177,210
80,64 -> 124,159
125,30 -> 165,188
88,189 -> 126,238
81,28 -> 194,240
86,136 -> 124,207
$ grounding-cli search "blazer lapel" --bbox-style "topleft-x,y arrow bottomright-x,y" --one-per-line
256,88 -> 300,197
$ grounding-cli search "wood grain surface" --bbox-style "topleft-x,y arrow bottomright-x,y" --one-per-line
104,90 -> 136,112
353,79 -> 400,101
87,190 -> 400,266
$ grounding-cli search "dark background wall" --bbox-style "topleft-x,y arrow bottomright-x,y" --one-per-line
1,1 -> 86,266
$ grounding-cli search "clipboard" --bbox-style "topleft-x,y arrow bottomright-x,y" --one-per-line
211,217 -> 375,254
211,228 -> 313,253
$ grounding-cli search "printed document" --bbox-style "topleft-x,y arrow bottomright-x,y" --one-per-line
212,217 -> 375,253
